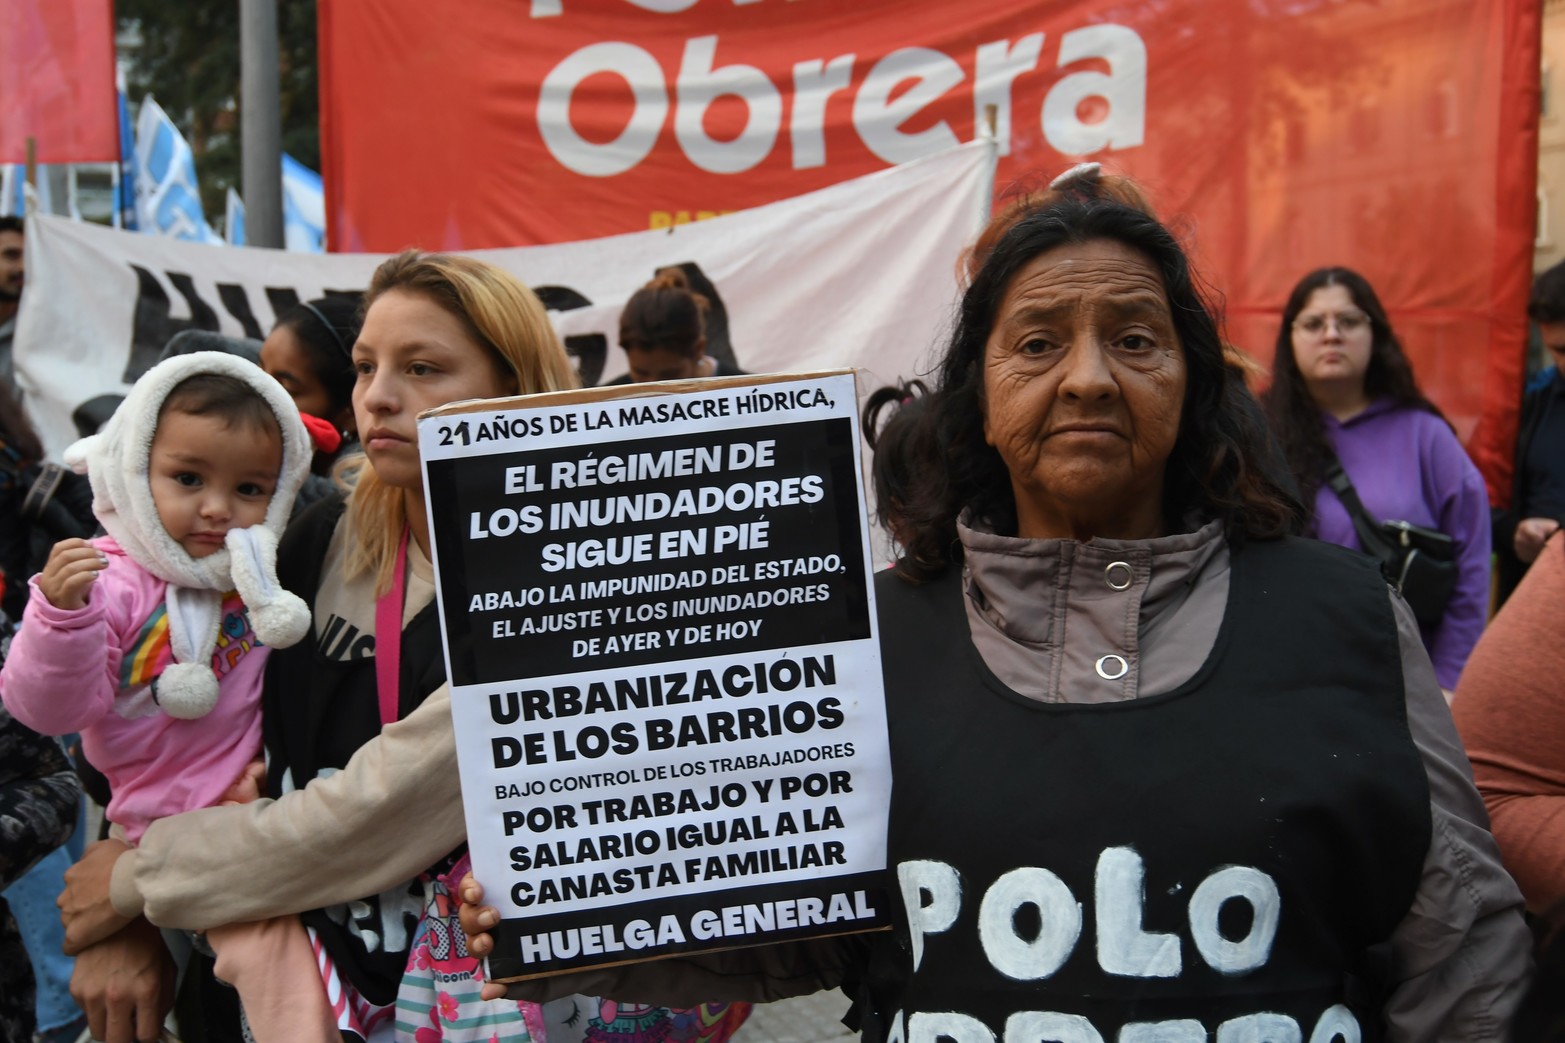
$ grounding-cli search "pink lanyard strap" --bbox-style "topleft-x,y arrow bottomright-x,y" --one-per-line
374,528 -> 410,727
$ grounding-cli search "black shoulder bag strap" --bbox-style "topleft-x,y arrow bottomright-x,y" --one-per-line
1322,454 -> 1399,568
19,463 -> 65,523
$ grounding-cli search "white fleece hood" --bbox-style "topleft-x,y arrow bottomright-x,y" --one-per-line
63,351 -> 314,719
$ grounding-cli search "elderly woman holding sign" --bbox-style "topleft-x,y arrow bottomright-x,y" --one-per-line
459,168 -> 1531,1039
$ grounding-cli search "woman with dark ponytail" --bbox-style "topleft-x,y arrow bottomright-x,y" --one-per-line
861,380 -> 933,558
261,296 -> 361,454
610,269 -> 746,384
261,296 -> 364,516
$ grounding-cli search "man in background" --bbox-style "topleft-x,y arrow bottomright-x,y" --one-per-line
0,216 -> 22,399
1494,259 -> 1565,604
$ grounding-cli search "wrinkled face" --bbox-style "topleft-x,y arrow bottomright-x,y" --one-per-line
353,289 -> 518,490
982,239 -> 1186,538
261,323 -> 347,430
149,411 -> 281,558
622,343 -> 703,383
1290,284 -> 1373,395
0,230 -> 22,303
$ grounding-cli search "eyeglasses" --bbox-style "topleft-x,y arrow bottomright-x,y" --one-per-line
1293,311 -> 1370,337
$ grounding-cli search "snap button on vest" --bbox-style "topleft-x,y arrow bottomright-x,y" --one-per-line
1095,654 -> 1129,680
1105,561 -> 1134,591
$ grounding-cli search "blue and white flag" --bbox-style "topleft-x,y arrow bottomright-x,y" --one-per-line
281,153 -> 325,253
29,169 -> 51,216
1,166 -> 21,217
223,157 -> 324,251
114,77 -> 138,231
225,187 -> 246,246
133,94 -> 221,244
0,166 -> 51,216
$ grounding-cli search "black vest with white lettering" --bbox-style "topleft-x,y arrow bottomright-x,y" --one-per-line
864,536 -> 1429,1042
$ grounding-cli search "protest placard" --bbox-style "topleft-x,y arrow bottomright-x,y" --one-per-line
419,371 -> 892,980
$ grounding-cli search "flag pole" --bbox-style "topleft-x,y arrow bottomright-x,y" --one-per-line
240,0 -> 283,248
23,137 -> 37,217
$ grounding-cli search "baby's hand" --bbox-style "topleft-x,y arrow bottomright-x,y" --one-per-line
38,539 -> 108,610
457,873 -> 510,1001
217,759 -> 266,806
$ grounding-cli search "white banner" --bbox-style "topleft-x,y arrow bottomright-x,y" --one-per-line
15,140 -> 994,460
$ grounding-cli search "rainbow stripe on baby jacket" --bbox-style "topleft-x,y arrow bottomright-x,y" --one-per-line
120,591 -> 263,689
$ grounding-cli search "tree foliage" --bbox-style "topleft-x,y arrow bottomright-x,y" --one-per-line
116,0 -> 320,223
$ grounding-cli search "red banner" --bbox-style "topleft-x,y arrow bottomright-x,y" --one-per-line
319,0 -> 1541,503
0,0 -> 117,163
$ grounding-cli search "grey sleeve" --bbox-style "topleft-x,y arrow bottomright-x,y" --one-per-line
0,705 -> 79,889
1381,591 -> 1533,1041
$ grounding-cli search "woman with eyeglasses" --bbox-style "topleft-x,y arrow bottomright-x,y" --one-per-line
1262,267 -> 1490,692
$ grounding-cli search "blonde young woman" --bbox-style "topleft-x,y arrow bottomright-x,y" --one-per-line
59,254 -> 751,1043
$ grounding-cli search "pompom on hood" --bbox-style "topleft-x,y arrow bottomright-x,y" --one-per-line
63,351 -> 314,719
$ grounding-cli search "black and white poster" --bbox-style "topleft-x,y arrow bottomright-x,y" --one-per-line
420,372 -> 892,980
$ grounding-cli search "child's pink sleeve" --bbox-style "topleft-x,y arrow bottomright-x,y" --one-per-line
0,572 -> 129,736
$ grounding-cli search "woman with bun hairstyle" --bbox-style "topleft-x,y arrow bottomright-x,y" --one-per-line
609,268 -> 747,384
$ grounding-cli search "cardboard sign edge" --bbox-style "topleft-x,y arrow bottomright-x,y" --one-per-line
419,369 -> 860,420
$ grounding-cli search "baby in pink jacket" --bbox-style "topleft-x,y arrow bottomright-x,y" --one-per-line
1,351 -> 332,1042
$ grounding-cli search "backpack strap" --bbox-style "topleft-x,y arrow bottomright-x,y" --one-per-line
19,463 -> 65,523
276,492 -> 347,611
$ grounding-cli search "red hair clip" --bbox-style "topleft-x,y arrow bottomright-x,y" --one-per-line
299,413 -> 343,456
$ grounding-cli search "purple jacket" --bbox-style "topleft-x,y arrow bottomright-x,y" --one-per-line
1313,398 -> 1491,690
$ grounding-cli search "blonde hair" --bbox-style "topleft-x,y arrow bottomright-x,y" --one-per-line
343,251 -> 579,592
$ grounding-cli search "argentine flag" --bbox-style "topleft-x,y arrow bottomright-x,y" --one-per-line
281,154 -> 325,253
133,94 -> 221,243
1,166 -> 21,217
223,158 -> 324,251
225,187 -> 246,246
115,80 -> 138,231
